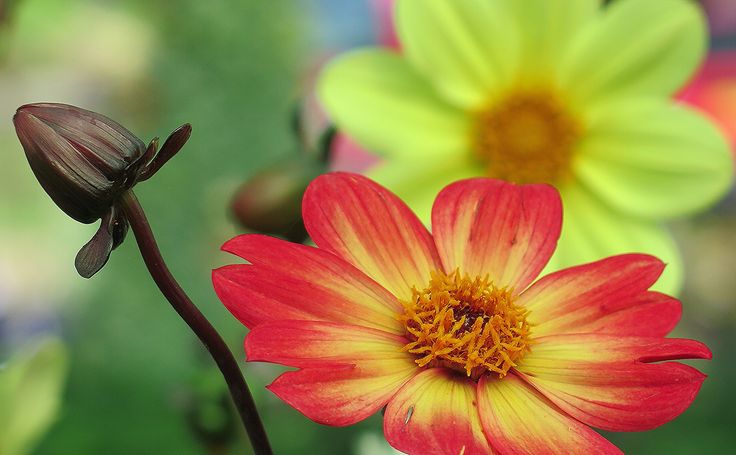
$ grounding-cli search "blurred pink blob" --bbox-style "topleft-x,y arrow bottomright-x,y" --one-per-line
373,0 -> 400,49
679,51 -> 736,154
329,134 -> 380,172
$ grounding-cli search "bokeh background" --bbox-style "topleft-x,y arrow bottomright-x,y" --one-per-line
1,0 -> 735,454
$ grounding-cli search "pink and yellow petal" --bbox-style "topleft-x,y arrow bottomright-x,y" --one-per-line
573,291 -> 681,338
221,245 -> 421,427
245,320 -> 409,369
560,0 -> 706,106
516,334 -> 711,432
432,178 -> 561,292
213,234 -> 402,333
303,173 -> 442,301
250,322 -> 418,427
478,373 -> 621,455
317,49 -> 468,160
520,254 -> 680,337
268,360 -> 418,427
384,368 -> 494,455
396,0 -> 520,108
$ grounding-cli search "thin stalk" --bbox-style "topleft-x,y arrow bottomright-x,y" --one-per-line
118,190 -> 272,455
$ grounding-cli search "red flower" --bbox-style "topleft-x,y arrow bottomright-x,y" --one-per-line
213,173 -> 710,454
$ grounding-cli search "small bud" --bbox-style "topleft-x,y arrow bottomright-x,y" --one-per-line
231,157 -> 325,243
13,102 -> 191,278
13,103 -> 148,223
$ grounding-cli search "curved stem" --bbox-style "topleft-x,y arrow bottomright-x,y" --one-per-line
119,191 -> 272,455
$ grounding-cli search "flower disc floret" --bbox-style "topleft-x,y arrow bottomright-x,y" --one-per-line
473,90 -> 581,184
399,269 -> 531,380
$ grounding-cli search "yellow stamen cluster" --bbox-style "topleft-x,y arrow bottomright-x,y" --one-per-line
472,90 -> 581,185
399,269 -> 531,380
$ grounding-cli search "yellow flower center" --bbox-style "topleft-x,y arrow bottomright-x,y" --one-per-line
472,90 -> 581,184
399,269 -> 531,380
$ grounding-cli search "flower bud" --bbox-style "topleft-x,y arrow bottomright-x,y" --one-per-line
13,102 -> 191,278
13,103 -> 148,223
231,157 -> 325,243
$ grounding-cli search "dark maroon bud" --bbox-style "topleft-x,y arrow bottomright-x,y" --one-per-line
231,156 -> 325,243
13,103 -> 148,223
13,102 -> 192,277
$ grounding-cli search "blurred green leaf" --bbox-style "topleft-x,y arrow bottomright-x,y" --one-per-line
0,339 -> 68,455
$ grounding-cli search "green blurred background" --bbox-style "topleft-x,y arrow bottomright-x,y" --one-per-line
1,0 -> 735,454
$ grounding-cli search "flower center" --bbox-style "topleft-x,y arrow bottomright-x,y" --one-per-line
472,90 -> 581,184
399,270 -> 531,380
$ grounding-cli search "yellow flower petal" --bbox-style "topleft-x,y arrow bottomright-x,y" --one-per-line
560,0 -> 706,106
504,0 -> 600,81
545,183 -> 683,295
396,0 -> 520,108
575,99 -> 733,219
318,49 -> 467,159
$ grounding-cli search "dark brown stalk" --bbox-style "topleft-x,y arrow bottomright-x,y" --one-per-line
118,191 -> 272,455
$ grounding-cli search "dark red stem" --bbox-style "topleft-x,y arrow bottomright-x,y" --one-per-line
119,191 -> 272,455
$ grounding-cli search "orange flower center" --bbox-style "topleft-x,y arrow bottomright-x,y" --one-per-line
472,90 -> 581,184
399,269 -> 531,380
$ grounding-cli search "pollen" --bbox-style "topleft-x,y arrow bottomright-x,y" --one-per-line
472,90 -> 581,185
399,269 -> 531,380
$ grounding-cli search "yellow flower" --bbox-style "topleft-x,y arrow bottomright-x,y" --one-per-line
318,0 -> 734,294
